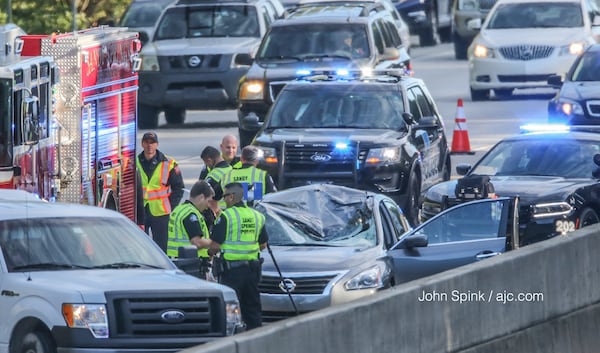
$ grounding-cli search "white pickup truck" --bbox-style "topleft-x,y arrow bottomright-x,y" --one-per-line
0,190 -> 243,353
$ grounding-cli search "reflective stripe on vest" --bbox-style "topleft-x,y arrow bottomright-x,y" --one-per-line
221,167 -> 267,203
137,157 -> 175,216
220,206 -> 264,261
167,203 -> 210,258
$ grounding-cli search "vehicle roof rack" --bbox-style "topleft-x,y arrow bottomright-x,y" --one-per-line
290,1 -> 386,16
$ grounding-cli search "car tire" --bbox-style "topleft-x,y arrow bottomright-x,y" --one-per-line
453,32 -> 468,60
419,8 -> 440,47
164,108 -> 185,125
10,328 -> 55,353
405,172 -> 421,227
470,87 -> 489,101
442,156 -> 451,181
579,207 -> 600,228
138,104 -> 160,129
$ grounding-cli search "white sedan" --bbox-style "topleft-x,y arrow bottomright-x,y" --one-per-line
467,0 -> 598,101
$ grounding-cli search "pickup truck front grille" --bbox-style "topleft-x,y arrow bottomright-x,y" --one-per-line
106,291 -> 225,337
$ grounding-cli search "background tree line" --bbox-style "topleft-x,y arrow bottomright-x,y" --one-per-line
1,0 -> 131,34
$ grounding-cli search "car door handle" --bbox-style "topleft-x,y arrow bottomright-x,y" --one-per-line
475,251 -> 500,260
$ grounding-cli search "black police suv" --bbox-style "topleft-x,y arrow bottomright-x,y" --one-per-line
247,71 -> 451,226
420,125 -> 600,246
548,44 -> 600,125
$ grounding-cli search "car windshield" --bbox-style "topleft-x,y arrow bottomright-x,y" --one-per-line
155,6 -> 260,39
487,2 -> 583,29
120,1 -> 172,27
469,138 -> 600,178
267,86 -> 406,129
0,217 -> 173,272
255,187 -> 377,247
570,51 -> 600,81
257,24 -> 370,60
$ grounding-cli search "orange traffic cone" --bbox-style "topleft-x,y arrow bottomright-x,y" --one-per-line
450,98 -> 475,155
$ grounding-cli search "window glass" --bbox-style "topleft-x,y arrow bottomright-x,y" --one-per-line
406,88 -> 422,122
412,86 -> 434,117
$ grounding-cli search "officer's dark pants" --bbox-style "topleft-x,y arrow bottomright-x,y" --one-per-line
220,263 -> 262,330
144,211 -> 170,253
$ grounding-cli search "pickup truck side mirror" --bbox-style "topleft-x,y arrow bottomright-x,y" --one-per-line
547,74 -> 563,87
467,18 -> 482,30
235,54 -> 254,67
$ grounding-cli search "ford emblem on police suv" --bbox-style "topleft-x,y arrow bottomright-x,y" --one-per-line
161,310 -> 186,323
279,278 -> 296,293
188,56 -> 202,67
310,152 -> 331,162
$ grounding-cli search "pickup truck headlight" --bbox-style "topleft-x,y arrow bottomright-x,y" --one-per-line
532,202 -> 573,218
239,80 -> 265,100
62,304 -> 108,338
257,146 -> 278,164
140,55 -> 160,71
344,264 -> 387,290
473,44 -> 495,58
226,301 -> 244,335
558,99 -> 584,116
559,42 -> 585,56
366,147 -> 401,164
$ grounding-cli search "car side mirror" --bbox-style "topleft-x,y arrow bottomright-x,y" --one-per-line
139,31 -> 149,45
547,74 -> 563,87
396,234 -> 428,249
235,53 -> 254,66
467,18 -> 482,30
241,112 -> 263,131
402,112 -> 415,125
456,163 -> 472,176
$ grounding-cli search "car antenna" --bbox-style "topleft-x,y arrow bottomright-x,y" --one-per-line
265,242 -> 299,316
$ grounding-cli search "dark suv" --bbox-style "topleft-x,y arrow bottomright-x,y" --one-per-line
247,70 -> 451,226
236,2 -> 411,146
137,0 -> 286,128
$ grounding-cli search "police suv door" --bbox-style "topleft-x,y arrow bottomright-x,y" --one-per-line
388,197 -> 518,285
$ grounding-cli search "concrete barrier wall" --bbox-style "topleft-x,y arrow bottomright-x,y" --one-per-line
184,224 -> 600,353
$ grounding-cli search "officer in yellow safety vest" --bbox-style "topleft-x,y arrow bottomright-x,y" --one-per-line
199,134 -> 242,179
220,146 -> 277,206
137,131 -> 184,253
167,180 -> 214,279
200,145 -> 232,211
209,182 -> 268,330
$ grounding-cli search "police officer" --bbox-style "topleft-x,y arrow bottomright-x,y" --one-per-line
209,182 -> 268,330
137,131 -> 184,252
220,146 -> 277,206
167,180 -> 214,279
199,135 -> 242,179
200,146 -> 232,228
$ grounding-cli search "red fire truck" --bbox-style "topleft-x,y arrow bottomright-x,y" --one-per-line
0,24 -> 141,222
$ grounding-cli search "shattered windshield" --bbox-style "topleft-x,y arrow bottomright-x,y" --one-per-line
255,185 -> 377,247
155,6 -> 260,39
267,86 -> 406,129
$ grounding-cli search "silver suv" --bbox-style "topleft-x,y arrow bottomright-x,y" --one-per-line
138,0 -> 286,128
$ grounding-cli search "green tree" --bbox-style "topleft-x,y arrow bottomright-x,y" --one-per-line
1,0 -> 130,34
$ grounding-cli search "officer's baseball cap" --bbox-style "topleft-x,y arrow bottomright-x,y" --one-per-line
142,131 -> 159,143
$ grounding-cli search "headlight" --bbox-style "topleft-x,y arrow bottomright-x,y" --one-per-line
239,80 -> 264,100
532,202 -> 573,218
473,44 -> 495,58
140,55 -> 160,71
62,304 -> 108,338
559,42 -> 585,56
345,264 -> 387,290
225,301 -> 243,335
559,100 -> 584,116
458,0 -> 479,10
257,146 -> 278,164
366,147 -> 401,164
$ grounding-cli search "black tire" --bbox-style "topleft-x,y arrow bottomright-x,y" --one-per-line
442,157 -> 451,181
404,173 -> 421,227
238,128 -> 256,148
419,9 -> 440,47
164,108 -> 185,125
579,208 -> 600,228
11,329 -> 56,353
494,89 -> 513,98
453,33 -> 468,60
138,104 -> 159,129
470,87 -> 490,101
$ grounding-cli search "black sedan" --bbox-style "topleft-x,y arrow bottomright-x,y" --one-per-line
255,184 -> 518,322
548,44 -> 600,125
421,125 -> 600,246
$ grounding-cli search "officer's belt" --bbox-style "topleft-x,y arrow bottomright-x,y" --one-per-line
225,260 -> 258,269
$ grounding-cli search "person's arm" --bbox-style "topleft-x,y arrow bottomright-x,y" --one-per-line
258,223 -> 269,251
199,165 -> 209,180
207,177 -> 224,200
208,214 -> 227,256
182,215 -> 211,249
168,163 -> 185,207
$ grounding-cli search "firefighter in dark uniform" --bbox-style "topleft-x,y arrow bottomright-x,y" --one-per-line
209,182 -> 268,330
200,145 -> 232,228
167,180 -> 214,279
136,131 -> 184,253
220,145 -> 277,206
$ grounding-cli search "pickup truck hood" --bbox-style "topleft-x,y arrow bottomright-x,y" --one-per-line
258,128 -> 406,145
427,176 -> 596,204
145,37 -> 260,55
26,269 -> 232,302
262,245 -> 384,273
480,28 -> 591,47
